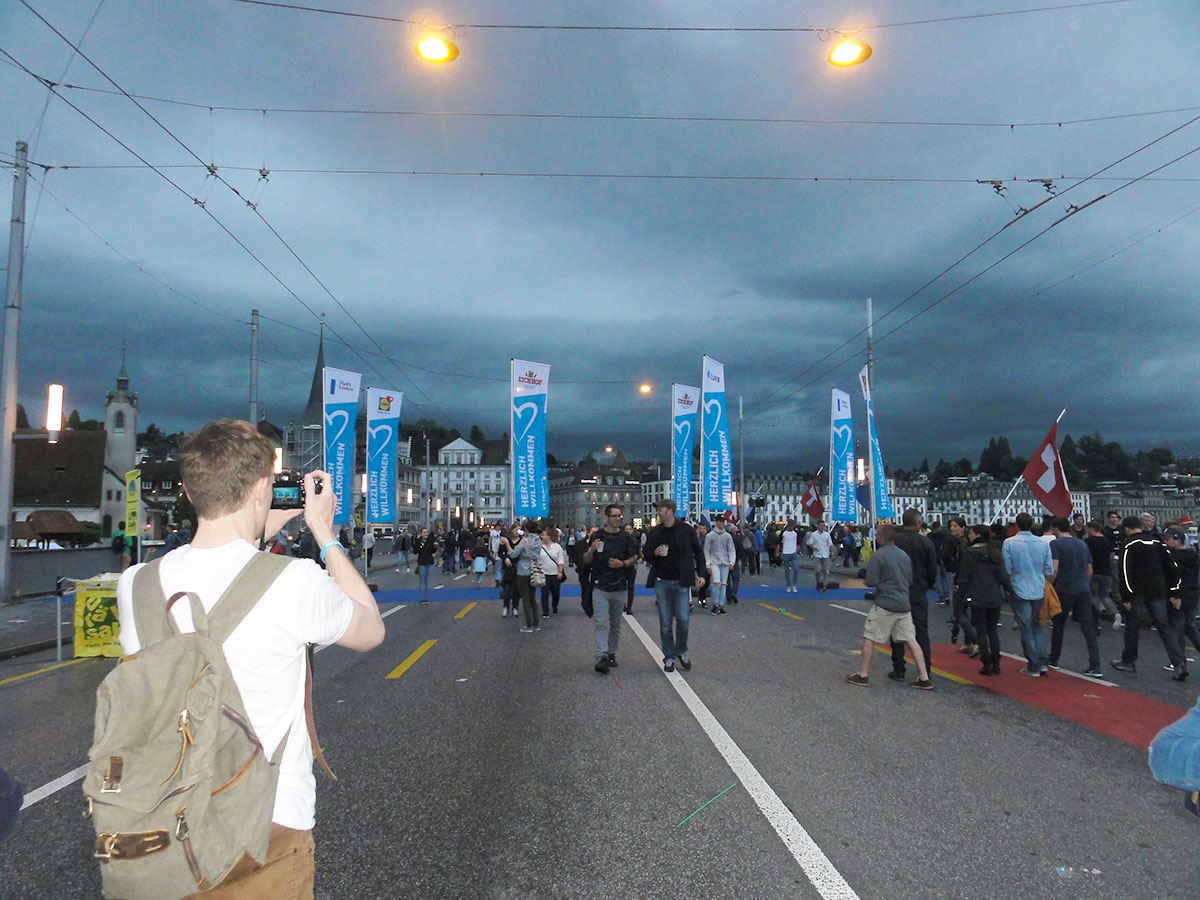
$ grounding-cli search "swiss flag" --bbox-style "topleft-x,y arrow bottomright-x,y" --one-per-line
1021,422 -> 1072,518
800,475 -> 825,520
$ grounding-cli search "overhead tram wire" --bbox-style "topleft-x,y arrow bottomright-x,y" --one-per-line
0,45 -> 417,417
224,0 -> 1142,32
44,79 -> 1200,131
13,0 -> 448,423
748,138 -> 1200,421
744,111 -> 1200,419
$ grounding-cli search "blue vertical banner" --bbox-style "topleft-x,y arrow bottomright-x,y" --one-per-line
323,366 -> 362,525
366,387 -> 401,525
671,383 -> 699,515
858,366 -> 895,518
700,356 -> 733,510
511,359 -> 551,519
829,388 -> 857,523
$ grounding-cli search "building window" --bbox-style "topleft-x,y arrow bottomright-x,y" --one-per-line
114,411 -> 125,432
142,480 -> 153,490
161,481 -> 173,490
106,489 -> 113,501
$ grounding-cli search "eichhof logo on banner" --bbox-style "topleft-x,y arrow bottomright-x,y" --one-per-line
511,359 -> 550,518
700,356 -> 733,510
366,388 -> 401,524
672,384 -> 699,515
323,366 -> 361,525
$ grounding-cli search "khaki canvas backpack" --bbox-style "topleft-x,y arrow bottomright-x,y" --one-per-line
84,552 -> 300,900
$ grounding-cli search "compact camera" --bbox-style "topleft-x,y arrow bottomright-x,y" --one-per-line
271,470 -> 306,510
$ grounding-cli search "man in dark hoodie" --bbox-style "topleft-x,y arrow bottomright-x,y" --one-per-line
1112,517 -> 1187,680
889,508 -> 939,682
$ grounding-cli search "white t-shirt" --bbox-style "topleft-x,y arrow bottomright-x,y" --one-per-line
781,531 -> 799,554
540,541 -> 566,574
806,530 -> 834,558
117,540 -> 354,830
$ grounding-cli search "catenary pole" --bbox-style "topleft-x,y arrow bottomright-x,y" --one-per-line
738,395 -> 744,520
0,142 -> 30,603
867,297 -> 877,531
249,308 -> 259,424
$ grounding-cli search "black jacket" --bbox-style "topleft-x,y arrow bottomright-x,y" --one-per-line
955,542 -> 1012,608
1168,546 -> 1199,603
1120,533 -> 1179,599
893,530 -> 939,598
644,521 -> 704,588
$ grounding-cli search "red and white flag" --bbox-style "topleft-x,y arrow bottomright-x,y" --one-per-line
800,474 -> 825,521
1021,422 -> 1072,518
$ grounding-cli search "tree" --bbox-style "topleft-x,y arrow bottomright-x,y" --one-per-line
172,491 -> 196,528
68,408 -> 83,429
918,457 -> 929,474
468,424 -> 485,444
15,404 -> 28,429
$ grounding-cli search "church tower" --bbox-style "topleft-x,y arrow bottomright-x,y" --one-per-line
104,351 -> 139,477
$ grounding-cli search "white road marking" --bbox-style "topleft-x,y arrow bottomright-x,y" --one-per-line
829,604 -> 867,617
624,614 -> 860,900
828,605 -> 1119,688
434,584 -> 445,590
453,574 -> 468,581
21,602 -> 413,813
20,763 -> 88,811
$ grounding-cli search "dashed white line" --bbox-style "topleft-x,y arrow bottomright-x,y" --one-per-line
829,604 -> 867,617
19,764 -> 87,811
624,614 -> 860,900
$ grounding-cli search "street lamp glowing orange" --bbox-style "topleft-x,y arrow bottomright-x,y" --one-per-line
638,383 -> 652,394
416,35 -> 459,62
829,36 -> 871,66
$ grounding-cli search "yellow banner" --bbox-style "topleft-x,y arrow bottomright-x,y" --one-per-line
125,468 -> 140,557
74,577 -> 122,658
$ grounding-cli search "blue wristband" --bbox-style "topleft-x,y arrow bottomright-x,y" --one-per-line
319,540 -> 344,564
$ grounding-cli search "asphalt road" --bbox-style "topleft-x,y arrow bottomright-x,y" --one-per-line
2,560 -> 1197,899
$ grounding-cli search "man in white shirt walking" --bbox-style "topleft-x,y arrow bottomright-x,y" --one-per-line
806,520 -> 834,592
704,515 -> 736,614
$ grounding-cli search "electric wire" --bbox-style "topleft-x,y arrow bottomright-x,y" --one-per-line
45,79 -> 1198,130
223,0 -> 1140,33
743,112 -> 1200,418
12,0 -> 448,420
749,140 -> 1200,424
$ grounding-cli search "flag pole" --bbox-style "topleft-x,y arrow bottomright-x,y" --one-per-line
866,298 -> 876,532
990,475 -> 1024,526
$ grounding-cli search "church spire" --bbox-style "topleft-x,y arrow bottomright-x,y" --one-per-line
117,342 -> 129,390
301,326 -> 325,426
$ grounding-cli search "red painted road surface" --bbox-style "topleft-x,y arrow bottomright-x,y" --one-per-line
927,642 -> 1188,750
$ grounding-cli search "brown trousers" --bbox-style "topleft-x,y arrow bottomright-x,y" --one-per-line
184,824 -> 314,900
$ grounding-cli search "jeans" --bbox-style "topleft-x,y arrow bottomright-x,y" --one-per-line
418,564 -> 434,601
782,553 -> 799,588
1049,590 -> 1100,669
971,605 -> 1001,663
654,579 -> 690,662
396,550 -> 409,570
442,554 -> 455,574
593,589 -> 624,661
937,570 -> 954,603
1010,594 -> 1048,671
1183,596 -> 1200,654
950,590 -> 977,645
892,591 -> 931,674
710,564 -> 729,606
517,574 -> 539,627
1090,574 -> 1117,616
1120,595 -> 1186,670
728,562 -> 740,602
814,557 -> 831,589
540,576 -> 562,615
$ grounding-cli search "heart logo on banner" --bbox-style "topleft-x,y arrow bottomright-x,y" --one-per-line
325,409 -> 351,445
367,423 -> 392,457
832,423 -> 852,455
672,419 -> 692,450
513,402 -> 540,443
703,398 -> 722,437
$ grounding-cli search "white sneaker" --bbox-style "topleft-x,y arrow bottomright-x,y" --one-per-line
502,608 -> 508,617
1113,613 -> 1124,630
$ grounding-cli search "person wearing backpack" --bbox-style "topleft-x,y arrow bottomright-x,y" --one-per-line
95,419 -> 385,900
111,522 -> 130,570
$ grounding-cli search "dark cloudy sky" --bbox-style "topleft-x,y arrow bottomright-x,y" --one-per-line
3,0 -> 1198,472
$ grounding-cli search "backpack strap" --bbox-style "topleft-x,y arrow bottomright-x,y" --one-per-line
131,559 -> 180,647
206,552 -> 294,645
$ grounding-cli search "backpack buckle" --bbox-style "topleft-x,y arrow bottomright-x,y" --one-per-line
94,830 -> 170,861
101,756 -> 123,793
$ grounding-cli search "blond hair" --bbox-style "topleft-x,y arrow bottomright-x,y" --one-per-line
180,419 -> 274,518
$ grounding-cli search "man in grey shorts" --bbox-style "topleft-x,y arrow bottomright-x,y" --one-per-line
846,523 -> 933,689
582,504 -> 640,674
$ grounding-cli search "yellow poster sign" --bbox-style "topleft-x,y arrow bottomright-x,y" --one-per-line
125,468 -> 140,562
74,575 -> 122,658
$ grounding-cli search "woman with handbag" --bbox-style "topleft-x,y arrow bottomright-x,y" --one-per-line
957,524 -> 1013,675
538,526 -> 567,615
507,522 -> 544,632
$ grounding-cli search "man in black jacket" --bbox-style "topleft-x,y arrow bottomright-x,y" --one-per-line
1112,517 -> 1186,680
1163,527 -> 1200,658
890,508 -> 939,681
644,499 -> 705,673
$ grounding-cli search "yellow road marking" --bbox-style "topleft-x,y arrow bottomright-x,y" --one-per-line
0,657 -> 92,687
757,602 -> 804,621
872,645 -> 973,684
455,602 -> 477,619
386,639 -> 437,679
